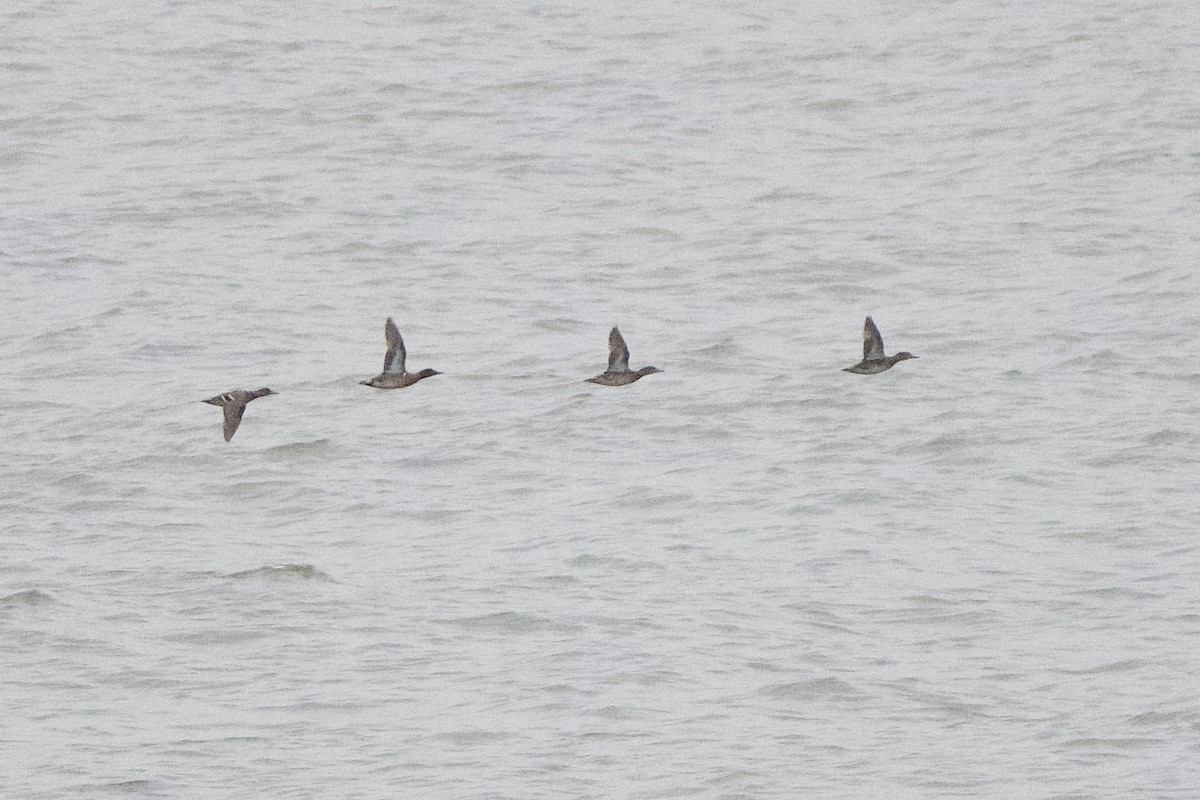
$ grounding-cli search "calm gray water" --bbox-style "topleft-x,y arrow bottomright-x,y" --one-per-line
2,1 -> 1198,798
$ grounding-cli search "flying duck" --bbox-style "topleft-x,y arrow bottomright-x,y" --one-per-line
843,316 -> 917,374
202,388 -> 276,442
361,317 -> 442,389
585,327 -> 662,386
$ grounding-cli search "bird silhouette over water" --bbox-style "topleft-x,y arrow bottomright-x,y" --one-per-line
585,327 -> 662,386
843,316 -> 918,374
360,317 -> 442,389
202,388 -> 276,442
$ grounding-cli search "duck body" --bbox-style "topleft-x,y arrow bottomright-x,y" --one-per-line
361,317 -> 441,389
585,366 -> 663,386
202,387 -> 276,442
361,368 -> 442,389
843,354 -> 917,374
843,316 -> 917,374
585,327 -> 662,387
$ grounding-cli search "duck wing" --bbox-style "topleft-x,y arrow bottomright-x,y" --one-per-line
862,316 -> 885,361
222,399 -> 248,442
383,317 -> 407,374
607,327 -> 630,372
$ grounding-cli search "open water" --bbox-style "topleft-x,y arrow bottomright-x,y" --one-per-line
2,1 -> 1199,798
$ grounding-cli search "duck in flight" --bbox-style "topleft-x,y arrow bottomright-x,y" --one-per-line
843,316 -> 917,374
585,327 -> 662,386
202,388 -> 276,442
360,317 -> 442,389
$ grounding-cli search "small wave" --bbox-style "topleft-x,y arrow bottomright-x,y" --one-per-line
623,226 -> 683,242
1059,658 -> 1145,675
442,611 -> 576,633
1,589 -> 56,606
1129,709 -> 1195,727
759,677 -> 858,700
2,60 -> 53,73
1053,348 -> 1125,370
1064,736 -> 1159,751
434,729 -> 515,745
1142,428 -> 1195,446
531,317 -> 584,333
101,779 -> 159,793
1116,267 -> 1169,286
222,564 -> 333,581
568,553 -> 661,572
264,439 -> 333,457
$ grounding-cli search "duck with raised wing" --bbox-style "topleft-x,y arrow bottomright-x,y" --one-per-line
585,327 -> 662,386
202,388 -> 276,442
360,317 -> 442,389
843,316 -> 917,374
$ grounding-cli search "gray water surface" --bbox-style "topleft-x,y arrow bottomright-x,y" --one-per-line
2,1 -> 1198,798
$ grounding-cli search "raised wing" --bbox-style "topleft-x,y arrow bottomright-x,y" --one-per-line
607,327 -> 630,373
383,317 -> 407,374
862,316 -> 885,361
